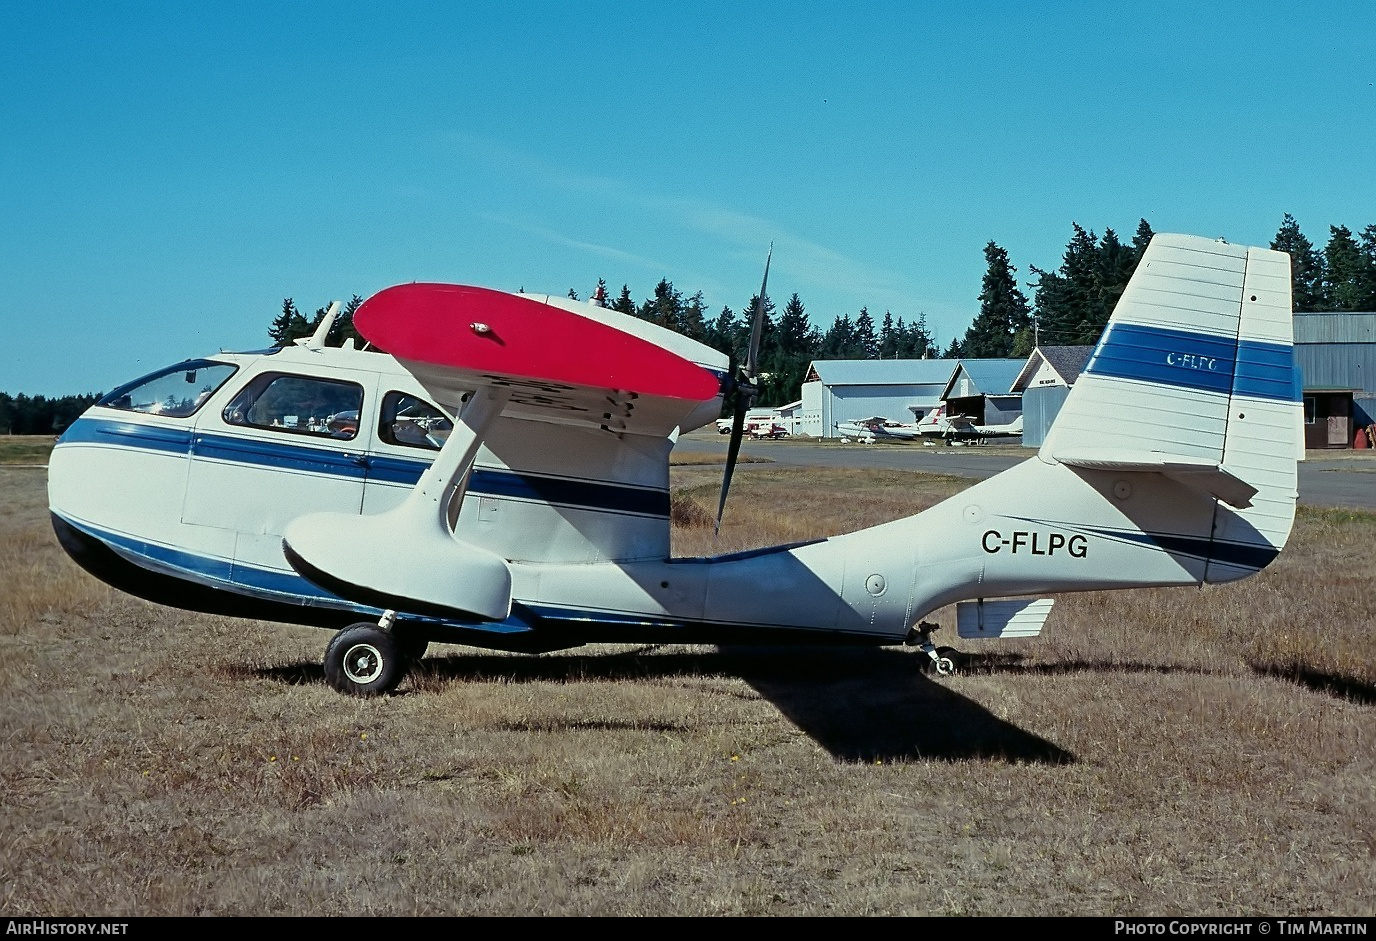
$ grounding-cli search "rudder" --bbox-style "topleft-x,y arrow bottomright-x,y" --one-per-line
1039,234 -> 1300,583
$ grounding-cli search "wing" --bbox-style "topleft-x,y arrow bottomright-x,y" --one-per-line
355,284 -> 727,437
282,283 -> 729,619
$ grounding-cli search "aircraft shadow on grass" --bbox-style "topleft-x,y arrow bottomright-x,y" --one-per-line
250,644 -> 1376,763
1247,663 -> 1376,706
250,645 -> 1075,765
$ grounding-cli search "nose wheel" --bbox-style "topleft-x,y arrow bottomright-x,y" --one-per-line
905,621 -> 965,676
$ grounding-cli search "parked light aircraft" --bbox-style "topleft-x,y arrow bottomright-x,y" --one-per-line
836,416 -> 923,442
916,406 -> 1022,444
48,235 -> 1303,695
973,414 -> 1023,439
915,404 -> 975,442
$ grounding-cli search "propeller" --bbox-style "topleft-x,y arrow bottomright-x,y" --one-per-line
715,244 -> 772,536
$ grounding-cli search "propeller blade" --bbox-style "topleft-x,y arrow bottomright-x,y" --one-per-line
714,401 -> 749,535
715,244 -> 773,536
742,243 -> 773,380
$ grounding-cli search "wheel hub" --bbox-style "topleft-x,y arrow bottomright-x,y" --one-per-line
343,643 -> 385,684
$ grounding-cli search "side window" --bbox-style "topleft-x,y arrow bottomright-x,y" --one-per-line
99,361 -> 238,418
223,373 -> 364,440
378,392 -> 453,451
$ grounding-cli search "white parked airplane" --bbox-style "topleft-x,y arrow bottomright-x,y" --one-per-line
48,235 -> 1302,695
973,414 -> 1024,440
836,416 -> 923,442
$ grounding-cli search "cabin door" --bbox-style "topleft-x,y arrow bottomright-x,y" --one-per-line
182,367 -> 378,574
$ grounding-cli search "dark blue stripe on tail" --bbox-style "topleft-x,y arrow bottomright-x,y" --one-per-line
1087,324 -> 1296,402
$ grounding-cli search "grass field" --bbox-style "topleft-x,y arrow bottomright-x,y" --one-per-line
0,436 -> 57,465
1,455 -> 1373,915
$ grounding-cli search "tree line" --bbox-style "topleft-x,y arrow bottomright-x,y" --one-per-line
1269,214 -> 1376,312
0,393 -> 101,435
13,215 -> 1364,424
263,212 -> 1374,410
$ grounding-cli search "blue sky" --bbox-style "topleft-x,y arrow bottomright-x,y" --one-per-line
3,1 -> 1374,395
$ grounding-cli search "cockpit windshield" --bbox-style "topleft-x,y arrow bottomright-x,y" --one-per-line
97,360 -> 239,418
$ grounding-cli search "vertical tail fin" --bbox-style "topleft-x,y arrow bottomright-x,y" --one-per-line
1040,234 -> 1300,581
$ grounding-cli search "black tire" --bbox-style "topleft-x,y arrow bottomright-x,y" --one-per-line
936,645 -> 965,675
324,623 -> 406,697
918,645 -> 964,676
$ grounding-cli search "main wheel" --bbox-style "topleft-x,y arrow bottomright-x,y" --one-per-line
324,623 -> 406,697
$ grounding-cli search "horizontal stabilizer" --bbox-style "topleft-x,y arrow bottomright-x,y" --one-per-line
956,598 -> 1054,639
1053,447 -> 1257,509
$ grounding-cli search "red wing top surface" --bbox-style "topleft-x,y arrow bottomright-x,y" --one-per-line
354,284 -> 726,436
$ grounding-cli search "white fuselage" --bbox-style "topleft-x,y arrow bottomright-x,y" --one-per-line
48,235 -> 1301,660
49,343 -> 1267,651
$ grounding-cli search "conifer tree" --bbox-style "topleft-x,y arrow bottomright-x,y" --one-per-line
640,279 -> 684,333
962,241 -> 1030,357
268,298 -> 310,347
759,293 -> 818,405
1323,225 -> 1375,311
612,284 -> 636,317
332,295 -> 366,347
1027,223 -> 1147,348
820,312 -> 856,358
1131,218 -> 1155,259
854,307 -> 878,359
905,312 -> 936,358
878,311 -> 897,358
705,306 -> 738,358
1360,226 -> 1376,310
680,291 -> 708,343
1271,214 -> 1328,312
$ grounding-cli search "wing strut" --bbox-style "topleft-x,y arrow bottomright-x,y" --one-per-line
409,387 -> 510,526
282,388 -> 515,621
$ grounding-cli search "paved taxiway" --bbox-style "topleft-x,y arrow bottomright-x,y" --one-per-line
673,432 -> 1376,511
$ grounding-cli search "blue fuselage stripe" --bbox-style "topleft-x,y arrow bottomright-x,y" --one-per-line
59,416 -> 669,517
193,433 -> 369,478
1088,527 -> 1279,570
1086,324 -> 1297,402
58,419 -> 194,453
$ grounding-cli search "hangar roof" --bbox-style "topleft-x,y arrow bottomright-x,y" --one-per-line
941,359 -> 1026,399
803,358 -> 959,386
1011,345 -> 1095,392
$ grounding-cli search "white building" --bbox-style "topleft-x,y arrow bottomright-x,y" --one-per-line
799,360 -> 959,438
1009,346 -> 1094,446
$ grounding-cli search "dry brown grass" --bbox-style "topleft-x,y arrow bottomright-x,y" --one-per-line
669,464 -> 969,557
0,436 -> 57,465
1,465 -> 1373,916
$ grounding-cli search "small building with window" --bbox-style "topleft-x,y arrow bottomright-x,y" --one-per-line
1295,312 -> 1376,449
1009,346 -> 1095,447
